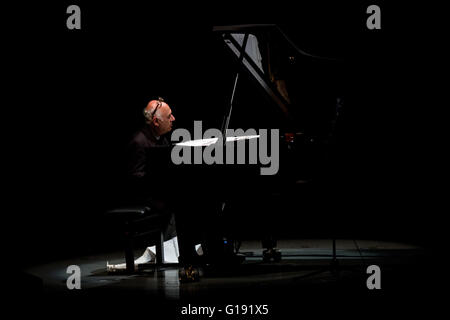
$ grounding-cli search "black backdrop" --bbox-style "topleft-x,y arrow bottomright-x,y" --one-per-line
4,1 -> 441,267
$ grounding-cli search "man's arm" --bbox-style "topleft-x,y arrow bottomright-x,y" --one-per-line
128,141 -> 147,179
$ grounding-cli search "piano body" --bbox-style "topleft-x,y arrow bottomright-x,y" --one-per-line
171,24 -> 345,260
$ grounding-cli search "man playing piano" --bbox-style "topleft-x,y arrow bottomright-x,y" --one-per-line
126,97 -> 214,276
126,97 -> 177,241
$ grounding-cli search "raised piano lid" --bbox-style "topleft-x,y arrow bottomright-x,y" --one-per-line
212,24 -> 340,130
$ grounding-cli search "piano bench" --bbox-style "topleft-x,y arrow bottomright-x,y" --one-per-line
106,205 -> 168,273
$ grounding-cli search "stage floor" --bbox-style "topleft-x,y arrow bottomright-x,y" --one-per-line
15,239 -> 434,318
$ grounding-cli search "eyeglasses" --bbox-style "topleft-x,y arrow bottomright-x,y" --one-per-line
146,97 -> 165,120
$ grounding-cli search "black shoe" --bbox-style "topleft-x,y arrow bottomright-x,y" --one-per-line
179,265 -> 200,283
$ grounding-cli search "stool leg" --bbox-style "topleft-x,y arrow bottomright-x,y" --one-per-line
124,232 -> 135,273
155,231 -> 164,266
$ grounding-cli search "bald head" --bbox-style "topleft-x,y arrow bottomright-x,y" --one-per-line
143,99 -> 175,136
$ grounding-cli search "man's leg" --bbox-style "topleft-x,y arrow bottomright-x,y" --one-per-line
172,202 -> 200,265
163,212 -> 177,241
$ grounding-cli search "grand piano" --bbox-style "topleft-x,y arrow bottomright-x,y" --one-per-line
171,24 -> 345,264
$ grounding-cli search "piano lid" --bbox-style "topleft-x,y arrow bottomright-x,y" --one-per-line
213,24 -> 341,133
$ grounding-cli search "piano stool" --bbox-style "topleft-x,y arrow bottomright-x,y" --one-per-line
106,205 -> 171,273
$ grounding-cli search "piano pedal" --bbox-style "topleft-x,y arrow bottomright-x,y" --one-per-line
179,265 -> 200,283
262,248 -> 281,262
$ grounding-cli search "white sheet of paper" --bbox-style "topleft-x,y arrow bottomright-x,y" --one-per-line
176,135 -> 260,147
106,237 -> 202,272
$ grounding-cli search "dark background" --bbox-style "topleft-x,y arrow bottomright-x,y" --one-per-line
4,1 -> 442,267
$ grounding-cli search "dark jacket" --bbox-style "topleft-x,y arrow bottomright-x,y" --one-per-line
126,125 -> 172,203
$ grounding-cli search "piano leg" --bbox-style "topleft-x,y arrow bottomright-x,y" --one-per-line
262,236 -> 281,262
330,238 -> 340,276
